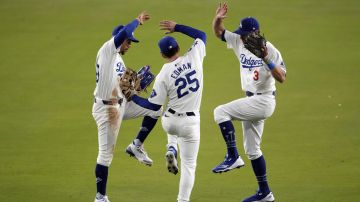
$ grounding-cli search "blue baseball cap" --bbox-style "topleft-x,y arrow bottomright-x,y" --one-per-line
158,36 -> 178,55
234,17 -> 260,36
112,25 -> 139,43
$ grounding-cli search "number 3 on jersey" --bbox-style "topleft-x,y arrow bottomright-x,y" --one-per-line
175,70 -> 199,99
253,70 -> 259,81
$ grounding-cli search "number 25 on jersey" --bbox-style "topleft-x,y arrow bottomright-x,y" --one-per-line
175,70 -> 199,99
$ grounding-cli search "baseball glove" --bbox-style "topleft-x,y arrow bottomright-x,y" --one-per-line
119,68 -> 139,101
119,66 -> 155,101
137,65 -> 155,91
243,32 -> 268,58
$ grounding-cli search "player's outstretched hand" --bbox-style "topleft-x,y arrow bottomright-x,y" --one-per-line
215,2 -> 228,19
137,11 -> 150,25
159,20 -> 177,34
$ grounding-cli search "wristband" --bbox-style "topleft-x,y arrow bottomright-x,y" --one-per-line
267,62 -> 276,70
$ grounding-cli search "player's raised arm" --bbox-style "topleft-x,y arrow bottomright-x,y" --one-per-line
212,2 -> 227,40
159,20 -> 206,44
113,11 -> 150,48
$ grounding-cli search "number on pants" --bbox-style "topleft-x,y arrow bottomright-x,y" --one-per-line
175,70 -> 200,99
253,70 -> 259,81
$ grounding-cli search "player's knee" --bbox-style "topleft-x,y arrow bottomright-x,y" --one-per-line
214,105 -> 229,124
97,151 -> 114,167
183,158 -> 197,167
182,157 -> 197,172
246,150 -> 263,160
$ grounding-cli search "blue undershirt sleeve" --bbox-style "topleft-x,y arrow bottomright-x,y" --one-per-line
131,95 -> 162,111
114,19 -> 139,49
174,24 -> 206,44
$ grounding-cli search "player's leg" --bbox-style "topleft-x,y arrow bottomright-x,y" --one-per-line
176,117 -> 200,202
212,96 -> 275,173
162,114 -> 179,174
123,101 -> 161,166
212,98 -> 255,173
166,133 -> 179,175
241,120 -> 275,202
92,104 -> 123,201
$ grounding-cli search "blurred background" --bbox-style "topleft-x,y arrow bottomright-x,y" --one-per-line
0,0 -> 359,201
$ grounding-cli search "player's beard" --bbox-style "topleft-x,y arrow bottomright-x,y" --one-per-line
119,48 -> 129,55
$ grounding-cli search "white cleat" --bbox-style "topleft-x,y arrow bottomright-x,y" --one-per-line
165,150 -> 178,175
125,143 -> 153,166
94,195 -> 110,202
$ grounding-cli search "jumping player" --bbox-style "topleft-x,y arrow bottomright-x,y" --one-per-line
92,12 -> 162,202
211,3 -> 286,202
126,20 -> 206,202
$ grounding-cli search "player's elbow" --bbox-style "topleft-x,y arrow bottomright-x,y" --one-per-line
212,26 -> 223,39
199,31 -> 207,44
214,30 -> 223,39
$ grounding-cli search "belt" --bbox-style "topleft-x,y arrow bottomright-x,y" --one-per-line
168,108 -> 195,116
94,97 -> 123,106
246,91 -> 276,97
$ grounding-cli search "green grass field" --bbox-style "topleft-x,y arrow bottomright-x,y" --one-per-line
1,0 -> 359,201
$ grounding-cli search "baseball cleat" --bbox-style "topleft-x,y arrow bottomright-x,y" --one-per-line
212,154 -> 245,173
94,195 -> 110,202
165,150 -> 178,175
125,143 -> 153,166
242,190 -> 275,202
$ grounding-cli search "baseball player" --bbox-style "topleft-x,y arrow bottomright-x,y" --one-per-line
92,12 -> 162,202
211,3 -> 286,202
126,20 -> 206,202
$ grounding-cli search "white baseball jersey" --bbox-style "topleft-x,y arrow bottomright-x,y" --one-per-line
149,38 -> 206,113
92,36 -> 162,167
224,30 -> 286,93
93,37 -> 126,100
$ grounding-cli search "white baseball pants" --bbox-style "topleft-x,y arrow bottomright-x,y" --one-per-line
161,112 -> 200,202
92,99 -> 162,167
214,94 -> 276,160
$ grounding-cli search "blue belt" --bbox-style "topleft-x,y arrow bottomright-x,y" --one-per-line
246,91 -> 276,97
168,108 -> 195,116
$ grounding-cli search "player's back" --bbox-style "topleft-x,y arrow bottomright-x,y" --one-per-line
150,39 -> 206,113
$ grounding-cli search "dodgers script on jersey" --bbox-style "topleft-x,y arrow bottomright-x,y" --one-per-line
224,30 -> 286,93
94,37 -> 126,100
149,38 -> 206,112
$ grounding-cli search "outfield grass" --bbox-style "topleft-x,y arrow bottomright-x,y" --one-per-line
0,0 -> 359,201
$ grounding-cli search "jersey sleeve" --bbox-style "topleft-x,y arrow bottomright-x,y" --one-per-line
265,42 -> 286,73
186,38 -> 206,60
148,71 -> 168,106
224,30 -> 243,50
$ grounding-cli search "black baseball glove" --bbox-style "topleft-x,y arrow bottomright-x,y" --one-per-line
243,32 -> 268,58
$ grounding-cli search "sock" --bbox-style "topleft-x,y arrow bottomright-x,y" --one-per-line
168,146 -> 177,158
133,116 -> 158,145
251,155 -> 270,194
95,164 -> 108,196
218,121 -> 238,158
